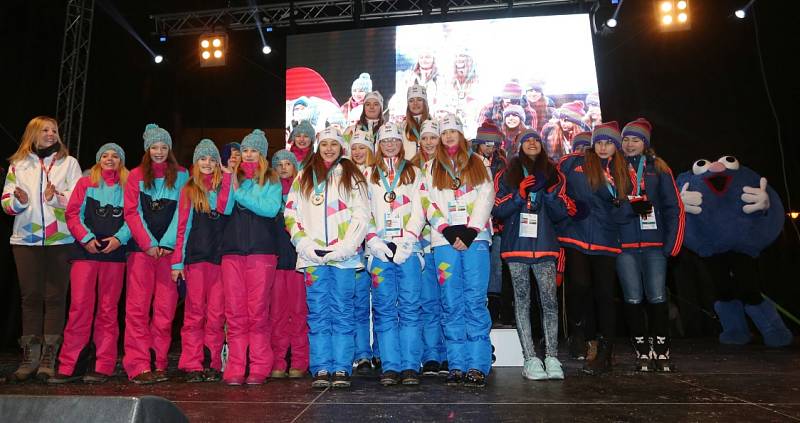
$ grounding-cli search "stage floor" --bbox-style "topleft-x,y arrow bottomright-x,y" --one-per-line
1,339 -> 799,422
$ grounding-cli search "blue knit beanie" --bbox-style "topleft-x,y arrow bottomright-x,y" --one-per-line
95,142 -> 126,165
193,139 -> 221,164
271,149 -> 299,171
142,123 -> 172,150
290,121 -> 316,142
242,129 -> 268,156
220,142 -> 240,167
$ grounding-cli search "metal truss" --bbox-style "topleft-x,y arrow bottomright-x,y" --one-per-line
152,0 -> 583,37
56,0 -> 95,160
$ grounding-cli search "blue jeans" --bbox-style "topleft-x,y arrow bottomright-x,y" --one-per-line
616,249 -> 668,305
369,255 -> 423,372
305,265 -> 356,375
433,241 -> 492,374
488,234 -> 503,294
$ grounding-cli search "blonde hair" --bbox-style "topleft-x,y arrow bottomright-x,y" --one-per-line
89,163 -> 129,186
183,164 -> 223,213
236,155 -> 278,186
9,116 -> 69,163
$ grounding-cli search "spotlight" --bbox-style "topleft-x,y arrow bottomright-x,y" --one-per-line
660,1 -> 672,12
154,55 -> 163,64
199,33 -> 227,67
678,12 -> 688,22
159,35 -> 167,43
606,18 -> 618,28
262,45 -> 272,55
735,9 -> 746,18
662,14 -> 673,25
790,211 -> 799,220
657,0 -> 690,32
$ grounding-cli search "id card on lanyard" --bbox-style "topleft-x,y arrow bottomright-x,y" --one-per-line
384,212 -> 404,239
630,158 -> 657,230
448,199 -> 467,225
519,212 -> 538,238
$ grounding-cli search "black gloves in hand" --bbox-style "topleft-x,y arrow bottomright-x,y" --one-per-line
442,226 -> 461,246
386,242 -> 397,262
456,226 -> 479,248
630,199 -> 653,216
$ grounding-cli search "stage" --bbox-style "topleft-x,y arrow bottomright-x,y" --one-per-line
1,339 -> 798,422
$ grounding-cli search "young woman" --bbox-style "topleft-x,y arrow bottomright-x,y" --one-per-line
123,123 -> 189,384
348,130 -> 380,375
617,119 -> 684,372
402,84 -> 432,161
2,116 -> 82,382
219,129 -> 282,385
344,91 -> 384,145
220,142 -> 241,169
270,149 -> 309,379
493,130 -> 565,381
522,81 -> 554,131
285,126 -> 370,389
412,120 -> 447,377
48,143 -> 127,384
570,132 -> 592,153
500,105 -> 527,156
341,73 -> 372,123
555,121 -> 634,375
170,139 -> 234,383
423,113 -> 495,387
287,120 -> 316,167
542,101 -> 589,161
364,122 -> 426,386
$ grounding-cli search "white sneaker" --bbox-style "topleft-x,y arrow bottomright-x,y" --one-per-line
544,356 -> 564,380
522,357 -> 547,380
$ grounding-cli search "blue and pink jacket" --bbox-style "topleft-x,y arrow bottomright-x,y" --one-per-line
220,173 -> 283,256
124,164 -> 189,253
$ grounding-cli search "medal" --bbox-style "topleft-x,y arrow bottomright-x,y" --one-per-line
451,177 -> 461,190
150,199 -> 162,211
379,159 -> 406,205
311,193 -> 324,206
384,191 -> 396,203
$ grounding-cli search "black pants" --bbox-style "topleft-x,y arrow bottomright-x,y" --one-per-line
564,247 -> 617,340
705,252 -> 762,305
673,249 -> 720,337
12,244 -> 71,336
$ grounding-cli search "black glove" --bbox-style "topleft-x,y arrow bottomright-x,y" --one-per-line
315,249 -> 330,257
455,226 -> 479,248
630,199 -> 653,216
530,171 -> 548,193
571,200 -> 590,221
386,242 -> 397,262
442,226 -> 462,246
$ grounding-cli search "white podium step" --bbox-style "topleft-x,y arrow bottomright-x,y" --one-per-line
490,328 -> 524,367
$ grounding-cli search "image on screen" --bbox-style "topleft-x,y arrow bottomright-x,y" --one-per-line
286,13 -> 601,160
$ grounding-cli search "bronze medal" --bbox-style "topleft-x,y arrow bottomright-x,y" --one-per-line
384,191 -> 396,203
311,193 -> 324,206
451,177 -> 462,190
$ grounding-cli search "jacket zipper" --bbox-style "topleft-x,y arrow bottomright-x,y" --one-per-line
40,160 -> 46,246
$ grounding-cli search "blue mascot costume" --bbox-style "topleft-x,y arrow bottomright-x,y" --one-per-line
677,155 -> 792,347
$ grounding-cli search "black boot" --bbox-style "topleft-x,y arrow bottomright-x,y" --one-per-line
631,336 -> 653,372
652,335 -> 674,372
488,294 -> 502,328
582,337 -> 613,375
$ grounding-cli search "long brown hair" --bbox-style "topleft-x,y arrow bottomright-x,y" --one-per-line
369,144 -> 416,186
431,132 -> 490,190
298,153 -> 367,199
236,155 -> 278,186
141,150 -> 180,189
403,103 -> 431,142
183,164 -> 223,213
89,162 -> 129,187
504,149 -> 555,189
9,116 -> 69,163
644,148 -> 671,174
584,149 -> 632,198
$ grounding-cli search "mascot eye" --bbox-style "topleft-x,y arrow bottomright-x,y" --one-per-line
718,156 -> 740,170
692,159 -> 711,175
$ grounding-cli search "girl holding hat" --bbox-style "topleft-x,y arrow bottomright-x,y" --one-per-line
285,126 -> 370,389
554,121 -> 634,375
170,139 -> 234,383
413,119 -> 448,377
3,116 -> 82,382
48,143 -> 128,384
219,129 -> 283,385
269,149 -> 310,379
423,113 -> 495,387
617,118 -> 684,372
349,129 -> 381,376
344,91 -> 385,145
493,130 -> 565,381
123,123 -> 188,384
500,105 -> 527,156
364,121 -> 427,386
402,83 -> 433,161
288,120 -> 316,167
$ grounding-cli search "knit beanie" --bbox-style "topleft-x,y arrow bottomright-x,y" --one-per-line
290,120 -> 316,143
407,83 -> 428,102
193,139 -> 221,164
220,142 -> 240,167
95,142 -> 126,165
351,73 -> 372,93
571,132 -> 592,150
420,119 -> 439,137
557,101 -> 586,126
438,113 -> 463,134
349,130 -> 374,151
377,122 -> 403,142
503,105 -> 525,122
473,122 -> 503,146
622,118 -> 653,148
501,80 -> 523,99
271,148 -> 299,170
517,129 -> 542,151
241,129 -> 268,156
142,123 -> 172,150
364,91 -> 384,109
317,126 -> 345,150
592,121 -> 622,150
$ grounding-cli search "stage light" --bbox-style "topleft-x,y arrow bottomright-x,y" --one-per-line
154,55 -> 163,64
657,1 -> 690,32
199,33 -> 227,67
662,15 -> 673,25
790,211 -> 799,220
678,12 -> 688,22
735,9 -> 746,18
159,35 -> 167,43
262,45 -> 272,55
606,18 -> 617,28
677,1 -> 687,9
660,1 -> 672,12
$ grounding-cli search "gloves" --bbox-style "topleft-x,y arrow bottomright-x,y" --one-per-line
530,171 -> 548,192
568,199 -> 590,221
519,175 -> 536,198
741,177 -> 770,214
456,226 -> 479,248
442,225 -> 461,246
367,237 -> 394,262
298,238 -> 324,265
323,242 -> 357,263
392,233 -> 417,264
630,198 -> 653,216
680,182 -> 703,215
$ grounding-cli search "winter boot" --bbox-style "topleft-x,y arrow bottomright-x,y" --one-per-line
37,335 -> 63,382
714,301 -> 752,345
631,336 -> 653,372
744,300 -> 794,347
582,338 -> 612,375
652,335 -> 674,372
488,294 -> 502,328
7,335 -> 42,383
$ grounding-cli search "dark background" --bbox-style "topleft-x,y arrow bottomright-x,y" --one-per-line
0,0 -> 798,346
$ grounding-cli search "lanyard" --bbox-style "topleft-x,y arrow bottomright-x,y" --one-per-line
39,157 -> 56,185
603,165 -> 617,199
522,165 -> 538,207
312,159 -> 340,197
634,156 -> 645,196
442,158 -> 462,192
379,159 -> 406,199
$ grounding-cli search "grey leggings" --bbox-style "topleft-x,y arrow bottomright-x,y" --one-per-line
508,261 -> 559,358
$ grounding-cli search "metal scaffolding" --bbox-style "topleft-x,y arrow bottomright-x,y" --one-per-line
56,0 -> 95,160
152,0 -> 582,37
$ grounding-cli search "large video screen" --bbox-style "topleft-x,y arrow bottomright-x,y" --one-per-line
286,14 -> 601,158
